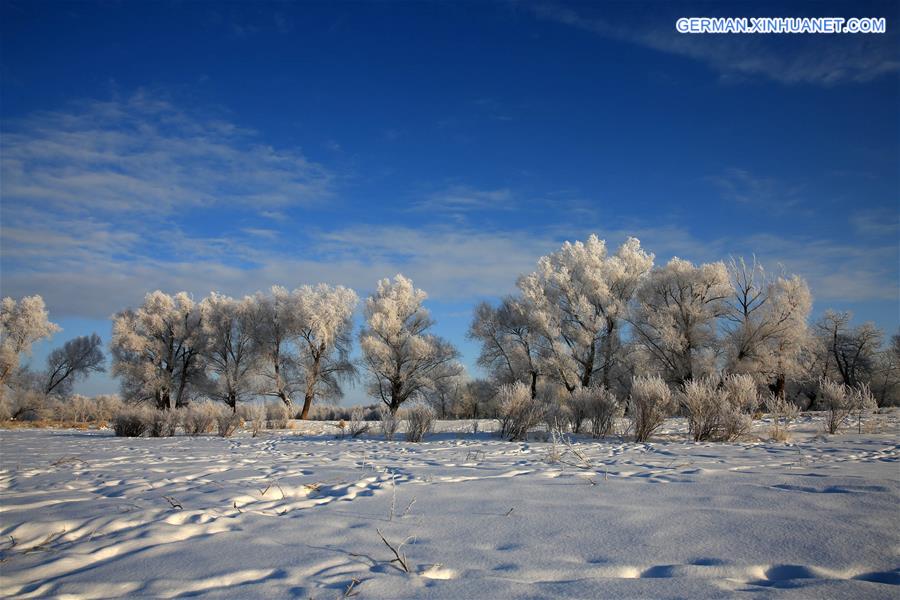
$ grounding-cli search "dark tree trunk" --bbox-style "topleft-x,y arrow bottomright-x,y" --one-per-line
774,373 -> 786,400
299,347 -> 324,420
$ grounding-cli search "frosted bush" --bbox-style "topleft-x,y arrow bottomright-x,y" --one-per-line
266,401 -> 290,429
497,381 -> 543,441
8,390 -> 51,421
148,409 -> 179,437
543,400 -> 569,435
720,374 -> 759,440
405,404 -> 435,442
850,383 -> 878,434
0,395 -> 11,421
215,406 -> 241,437
767,393 -> 799,441
628,375 -> 675,442
93,395 -> 124,423
378,405 -> 400,440
563,391 -> 588,434
113,407 -> 150,437
572,385 -> 621,438
818,378 -> 872,434
240,404 -> 266,437
679,375 -> 758,442
348,407 -> 370,438
182,402 -> 216,436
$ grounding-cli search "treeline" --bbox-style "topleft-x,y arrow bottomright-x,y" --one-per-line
1,234 -> 898,426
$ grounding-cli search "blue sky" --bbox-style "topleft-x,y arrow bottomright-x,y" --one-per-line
1,1 -> 898,401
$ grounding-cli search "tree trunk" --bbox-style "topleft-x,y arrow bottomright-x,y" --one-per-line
601,320 -> 616,389
299,351 -> 323,420
530,371 -> 538,400
299,392 -> 313,420
581,343 -> 596,388
774,373 -> 786,400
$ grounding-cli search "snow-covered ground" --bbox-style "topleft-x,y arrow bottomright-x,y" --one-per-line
1,414 -> 898,599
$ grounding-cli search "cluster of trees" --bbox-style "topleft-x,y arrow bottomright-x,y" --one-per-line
109,285 -> 358,418
1,234 -> 897,425
466,235 -> 899,415
1,296 -> 106,417
107,278 -> 462,417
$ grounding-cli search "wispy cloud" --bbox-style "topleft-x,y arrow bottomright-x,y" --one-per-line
0,91 -> 334,218
529,2 -> 900,85
705,167 -> 806,211
412,185 -> 515,214
1,92 -> 893,325
851,208 -> 900,237
0,224 -> 563,318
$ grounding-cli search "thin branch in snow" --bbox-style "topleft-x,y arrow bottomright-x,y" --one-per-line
163,496 -> 183,510
376,528 -> 410,573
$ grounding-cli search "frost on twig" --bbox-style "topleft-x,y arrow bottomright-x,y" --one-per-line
376,528 -> 410,573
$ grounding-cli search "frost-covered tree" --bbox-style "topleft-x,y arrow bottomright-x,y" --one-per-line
293,284 -> 358,420
200,293 -> 257,413
250,286 -> 303,407
360,275 -> 462,414
815,311 -> 882,389
724,258 -> 812,398
111,291 -> 204,410
0,295 -> 60,390
869,331 -> 900,407
469,297 -> 544,397
518,235 -> 654,392
630,258 -> 731,385
250,284 -> 358,418
44,333 -> 105,396
425,371 -> 467,418
456,378 -> 497,419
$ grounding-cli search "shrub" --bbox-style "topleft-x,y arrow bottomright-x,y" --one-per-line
563,391 -> 588,434
680,378 -> 720,442
573,386 -> 622,438
497,381 -> 543,441
93,395 -> 124,423
720,374 -> 759,441
628,375 -> 675,442
679,375 -> 758,442
215,406 -> 241,437
0,395 -> 11,421
305,404 -> 380,422
850,384 -> 877,434
8,390 -> 51,421
820,379 -> 878,434
266,401 -> 290,429
767,393 -> 799,441
405,404 -> 435,442
239,404 -> 266,437
348,407 -> 370,438
148,409 -> 179,437
182,402 -> 217,436
378,405 -> 400,440
113,407 -> 149,437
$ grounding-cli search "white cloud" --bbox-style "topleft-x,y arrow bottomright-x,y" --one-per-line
851,208 -> 900,237
705,168 -> 806,211
411,185 -> 515,213
0,92 -> 334,218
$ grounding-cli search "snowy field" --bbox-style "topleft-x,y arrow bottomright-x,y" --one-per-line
1,415 -> 898,599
